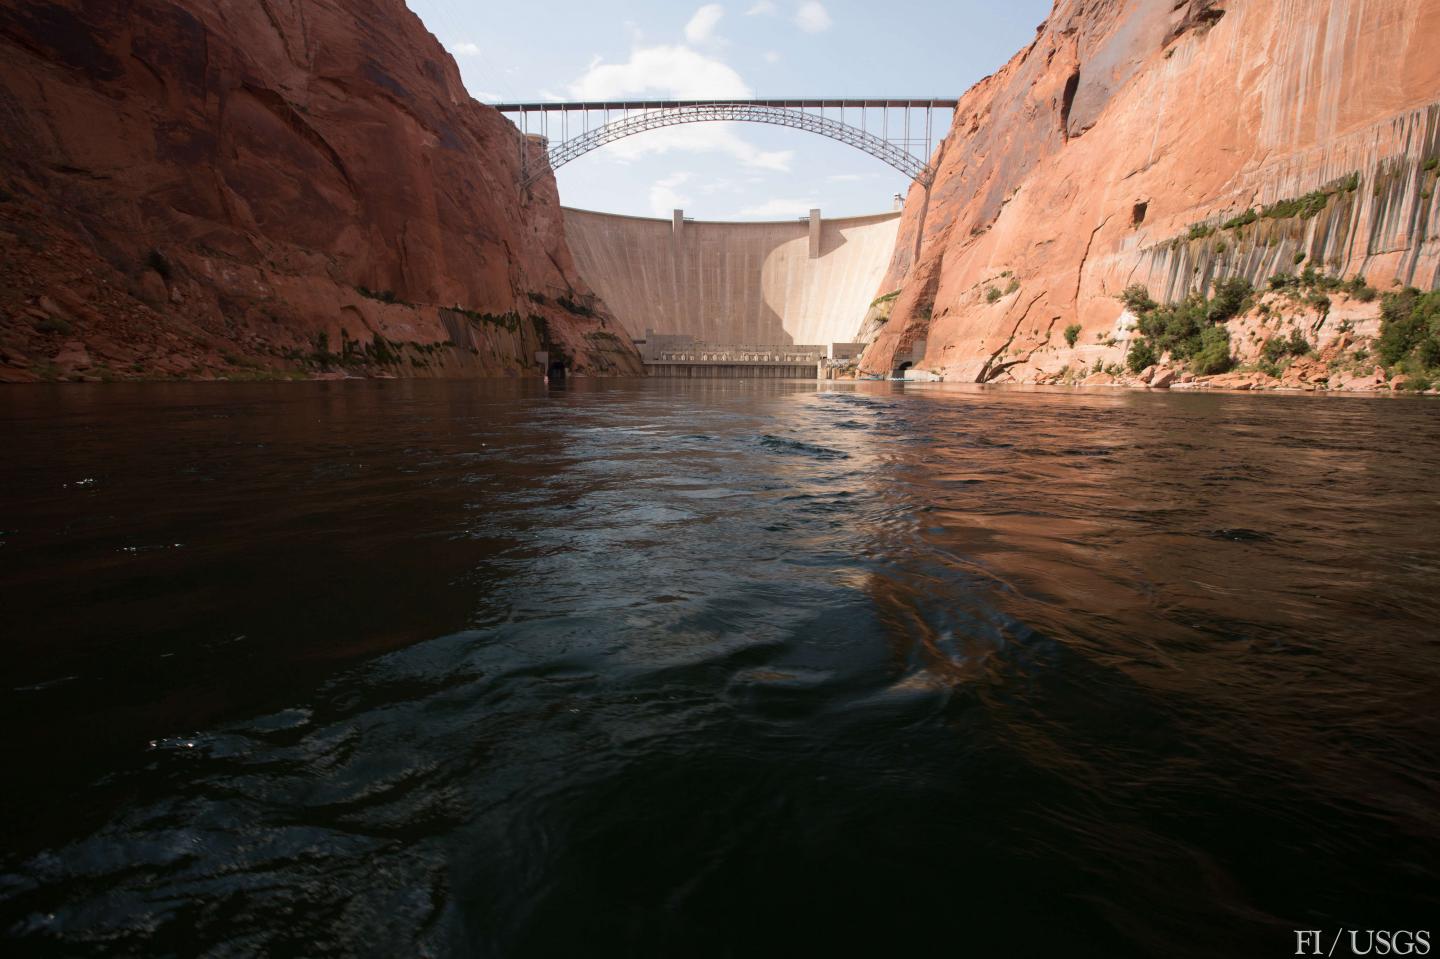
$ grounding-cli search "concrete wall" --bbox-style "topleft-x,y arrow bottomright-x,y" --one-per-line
562,207 -> 902,345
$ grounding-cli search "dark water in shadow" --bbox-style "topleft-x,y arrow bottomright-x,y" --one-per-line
1,379 -> 1437,957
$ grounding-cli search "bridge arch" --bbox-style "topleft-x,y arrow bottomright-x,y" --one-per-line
494,99 -> 956,189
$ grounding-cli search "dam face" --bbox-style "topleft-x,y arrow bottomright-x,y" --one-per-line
562,207 -> 901,347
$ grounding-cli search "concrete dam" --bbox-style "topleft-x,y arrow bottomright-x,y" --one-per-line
562,207 -> 901,359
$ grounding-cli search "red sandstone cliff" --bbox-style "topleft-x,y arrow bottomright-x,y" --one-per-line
861,0 -> 1440,384
0,0 -> 641,382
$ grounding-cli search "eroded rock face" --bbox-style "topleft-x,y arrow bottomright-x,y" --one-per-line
0,0 -> 641,381
862,0 -> 1440,382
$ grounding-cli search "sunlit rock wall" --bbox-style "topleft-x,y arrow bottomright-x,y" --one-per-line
861,0 -> 1440,381
563,208 -> 901,345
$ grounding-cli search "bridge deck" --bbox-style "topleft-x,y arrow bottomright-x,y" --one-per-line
492,98 -> 959,112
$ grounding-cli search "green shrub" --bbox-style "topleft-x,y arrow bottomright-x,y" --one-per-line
1222,209 -> 1258,230
1260,174 -> 1359,222
1120,284 -> 1156,314
985,286 -> 1002,304
1263,190 -> 1330,220
1134,293 -> 1202,358
1404,372 -> 1435,392
1346,275 -> 1378,302
1261,329 -> 1310,363
1188,223 -> 1215,240
1377,288 -> 1440,368
1269,272 -> 1299,291
1424,156 -> 1438,172
1191,324 -> 1234,375
1208,277 -> 1253,321
1293,252 -> 1307,264
1006,278 -> 1020,294
1122,278 -> 1255,375
1127,337 -> 1157,372
1063,323 -> 1081,347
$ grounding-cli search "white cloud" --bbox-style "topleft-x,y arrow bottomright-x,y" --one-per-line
566,45 -> 790,170
448,41 -> 482,56
701,178 -> 743,194
650,172 -> 694,216
763,50 -> 781,63
826,173 -> 864,182
746,1 -> 778,14
569,45 -> 750,99
474,91 -> 504,103
794,1 -> 832,32
734,197 -> 823,218
685,4 -> 725,45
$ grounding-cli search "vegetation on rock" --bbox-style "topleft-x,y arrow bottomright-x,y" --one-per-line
1119,279 -> 1249,375
1376,287 -> 1440,390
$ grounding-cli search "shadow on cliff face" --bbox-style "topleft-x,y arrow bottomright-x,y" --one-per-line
0,0 -> 638,380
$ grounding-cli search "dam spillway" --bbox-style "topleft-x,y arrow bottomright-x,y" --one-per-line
562,207 -> 901,348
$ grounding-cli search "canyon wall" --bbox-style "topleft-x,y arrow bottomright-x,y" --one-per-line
862,0 -> 1440,381
0,0 -> 640,382
564,208 -> 900,346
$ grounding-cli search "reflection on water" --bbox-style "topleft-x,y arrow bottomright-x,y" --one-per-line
1,379 -> 1437,956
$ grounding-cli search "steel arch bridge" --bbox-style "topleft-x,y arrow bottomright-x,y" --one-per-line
491,99 -> 957,189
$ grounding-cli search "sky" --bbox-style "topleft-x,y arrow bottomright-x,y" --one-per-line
404,1 -> 1052,220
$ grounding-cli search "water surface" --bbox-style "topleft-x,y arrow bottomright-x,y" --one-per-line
2,379 -> 1437,956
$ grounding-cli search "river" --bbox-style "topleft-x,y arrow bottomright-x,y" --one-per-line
2,379 -> 1437,956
